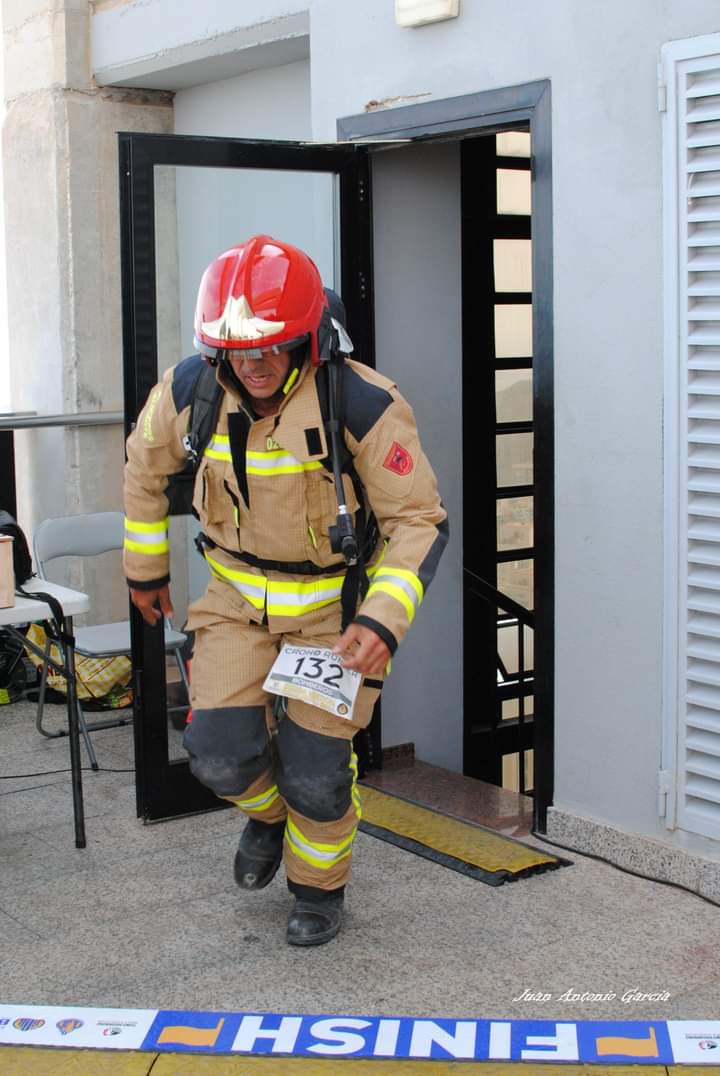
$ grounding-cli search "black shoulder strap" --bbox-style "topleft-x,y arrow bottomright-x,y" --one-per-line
317,360 -> 382,628
186,363 -> 224,467
317,360 -> 352,475
319,360 -> 380,555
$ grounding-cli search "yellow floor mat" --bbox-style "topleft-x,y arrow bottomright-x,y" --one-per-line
358,785 -> 567,885
151,1059 -> 671,1075
0,1047 -> 153,1074
0,1051 -> 690,1073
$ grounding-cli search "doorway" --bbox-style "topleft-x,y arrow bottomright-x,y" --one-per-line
120,134 -> 373,821
339,81 -> 553,828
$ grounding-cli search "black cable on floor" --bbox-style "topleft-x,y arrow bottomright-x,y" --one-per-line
0,766 -> 135,780
531,828 -> 720,910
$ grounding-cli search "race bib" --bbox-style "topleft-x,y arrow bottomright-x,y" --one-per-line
263,645 -> 361,720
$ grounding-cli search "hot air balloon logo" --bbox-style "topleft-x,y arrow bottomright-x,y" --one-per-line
56,1018 -> 83,1035
13,1018 -> 45,1032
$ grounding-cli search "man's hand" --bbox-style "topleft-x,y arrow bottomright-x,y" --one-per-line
129,584 -> 174,627
332,623 -> 390,676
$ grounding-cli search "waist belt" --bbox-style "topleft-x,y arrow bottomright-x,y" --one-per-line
195,532 -> 346,577
195,532 -> 379,627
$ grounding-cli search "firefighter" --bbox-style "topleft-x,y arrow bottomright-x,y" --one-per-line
123,235 -> 448,946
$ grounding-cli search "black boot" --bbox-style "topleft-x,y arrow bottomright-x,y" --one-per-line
286,882 -> 344,946
233,818 -> 285,890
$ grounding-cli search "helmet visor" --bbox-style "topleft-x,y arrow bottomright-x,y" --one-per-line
195,333 -> 308,362
236,334 -> 308,361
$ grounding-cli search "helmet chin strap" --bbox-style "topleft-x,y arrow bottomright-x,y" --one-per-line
221,357 -> 247,398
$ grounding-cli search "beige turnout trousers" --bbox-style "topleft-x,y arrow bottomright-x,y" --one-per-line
182,578 -> 382,891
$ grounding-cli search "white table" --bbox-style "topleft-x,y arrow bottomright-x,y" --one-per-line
0,579 -> 90,847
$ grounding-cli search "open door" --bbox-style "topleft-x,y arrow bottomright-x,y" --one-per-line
119,133 -> 373,821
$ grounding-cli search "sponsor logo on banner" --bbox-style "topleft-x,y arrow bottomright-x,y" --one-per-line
0,1006 -> 158,1051
56,1018 -> 84,1036
667,1021 -> 720,1064
13,1018 -> 45,1032
102,1027 -> 122,1036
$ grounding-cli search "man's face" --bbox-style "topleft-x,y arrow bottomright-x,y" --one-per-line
227,348 -> 291,401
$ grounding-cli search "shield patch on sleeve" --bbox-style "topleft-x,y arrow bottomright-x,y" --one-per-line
383,441 -> 414,476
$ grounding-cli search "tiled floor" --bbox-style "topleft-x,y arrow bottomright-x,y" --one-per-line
1,697 -> 719,1026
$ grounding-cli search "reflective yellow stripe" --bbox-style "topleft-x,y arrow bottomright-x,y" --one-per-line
233,784 -> 280,812
246,449 -> 323,476
374,566 -> 424,603
211,543 -> 385,617
124,517 -> 169,556
366,580 -> 416,623
204,552 -> 266,610
203,554 -> 349,618
204,434 -> 232,461
266,576 -> 344,617
285,817 -> 356,870
350,752 -> 362,821
124,538 -> 170,556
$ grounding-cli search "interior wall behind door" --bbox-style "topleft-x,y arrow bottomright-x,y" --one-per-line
371,142 -> 463,771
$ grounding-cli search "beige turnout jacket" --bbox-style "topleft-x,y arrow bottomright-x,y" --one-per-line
123,355 -> 448,653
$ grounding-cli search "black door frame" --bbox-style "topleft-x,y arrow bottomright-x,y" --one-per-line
338,80 -> 554,829
119,132 -> 374,821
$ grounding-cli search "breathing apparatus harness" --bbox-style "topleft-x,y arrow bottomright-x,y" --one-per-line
180,301 -> 374,630
319,311 -> 360,566
318,311 -> 375,629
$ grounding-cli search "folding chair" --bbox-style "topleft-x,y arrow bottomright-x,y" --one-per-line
32,511 -> 190,769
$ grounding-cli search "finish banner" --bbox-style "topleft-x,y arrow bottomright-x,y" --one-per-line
0,1006 -> 719,1064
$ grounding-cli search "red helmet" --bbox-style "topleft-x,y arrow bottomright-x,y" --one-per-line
193,235 -> 328,366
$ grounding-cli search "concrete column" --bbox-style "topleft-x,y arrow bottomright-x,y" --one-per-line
2,0 -> 175,619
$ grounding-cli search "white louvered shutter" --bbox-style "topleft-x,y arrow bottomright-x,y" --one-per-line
664,38 -> 720,839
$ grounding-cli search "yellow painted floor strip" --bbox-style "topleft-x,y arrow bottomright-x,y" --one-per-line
359,785 -> 559,875
152,1060 -> 671,1074
0,1047 -> 153,1073
0,1052 -> 689,1074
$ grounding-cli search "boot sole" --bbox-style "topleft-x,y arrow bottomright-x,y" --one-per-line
286,920 -> 342,946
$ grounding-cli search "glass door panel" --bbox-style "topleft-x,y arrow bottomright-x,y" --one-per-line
121,133 -> 371,820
